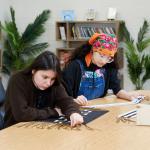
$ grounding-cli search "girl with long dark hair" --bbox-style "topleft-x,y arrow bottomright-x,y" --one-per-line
4,51 -> 83,127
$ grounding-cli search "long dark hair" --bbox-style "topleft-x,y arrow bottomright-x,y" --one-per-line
69,42 -> 92,61
23,51 -> 61,85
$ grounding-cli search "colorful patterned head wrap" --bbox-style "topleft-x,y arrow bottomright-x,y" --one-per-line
85,33 -> 118,66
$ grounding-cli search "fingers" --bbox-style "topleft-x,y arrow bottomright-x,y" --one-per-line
74,95 -> 88,106
130,94 -> 144,100
70,113 -> 84,127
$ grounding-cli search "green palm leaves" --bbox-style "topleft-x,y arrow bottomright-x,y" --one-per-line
1,7 -> 50,74
120,20 -> 150,89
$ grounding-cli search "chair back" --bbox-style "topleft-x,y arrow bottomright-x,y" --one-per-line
0,79 -> 5,105
0,79 -> 5,129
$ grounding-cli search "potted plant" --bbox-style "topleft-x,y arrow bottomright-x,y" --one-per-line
119,20 -> 150,89
1,7 -> 50,74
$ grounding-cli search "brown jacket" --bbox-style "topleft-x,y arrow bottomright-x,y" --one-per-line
4,71 -> 80,127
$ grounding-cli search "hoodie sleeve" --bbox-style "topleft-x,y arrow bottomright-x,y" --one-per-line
62,60 -> 81,98
108,68 -> 121,94
54,84 -> 80,118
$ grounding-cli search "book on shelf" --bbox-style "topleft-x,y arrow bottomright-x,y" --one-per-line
70,23 -> 117,40
72,26 -> 77,39
98,28 -> 103,33
109,27 -> 115,34
81,27 -> 89,39
59,26 -> 66,40
75,26 -> 82,39
105,27 -> 111,34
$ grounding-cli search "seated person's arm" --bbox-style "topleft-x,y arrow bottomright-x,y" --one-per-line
108,68 -> 140,101
116,89 -> 141,101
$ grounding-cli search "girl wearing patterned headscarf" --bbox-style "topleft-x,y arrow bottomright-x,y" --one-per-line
62,33 -> 140,106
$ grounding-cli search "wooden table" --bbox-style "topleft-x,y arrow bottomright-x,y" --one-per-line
0,90 -> 150,150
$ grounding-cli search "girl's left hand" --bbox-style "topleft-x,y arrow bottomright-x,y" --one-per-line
70,113 -> 84,127
74,95 -> 88,106
116,90 -> 144,101
128,93 -> 143,101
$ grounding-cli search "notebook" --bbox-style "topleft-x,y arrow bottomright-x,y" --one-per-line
46,110 -> 109,124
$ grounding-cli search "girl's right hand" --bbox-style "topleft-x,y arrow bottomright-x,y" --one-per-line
74,95 -> 88,106
70,113 -> 84,127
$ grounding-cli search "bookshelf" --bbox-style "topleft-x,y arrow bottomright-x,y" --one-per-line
56,20 -> 124,87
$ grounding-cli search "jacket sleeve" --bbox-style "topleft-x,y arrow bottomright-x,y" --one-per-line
6,75 -> 58,122
108,68 -> 121,94
54,84 -> 80,118
62,61 -> 81,98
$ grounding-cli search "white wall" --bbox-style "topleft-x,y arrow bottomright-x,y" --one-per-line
0,0 -> 150,90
